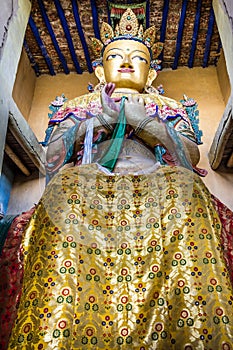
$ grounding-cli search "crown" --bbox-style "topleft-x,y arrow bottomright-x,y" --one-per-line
91,8 -> 163,64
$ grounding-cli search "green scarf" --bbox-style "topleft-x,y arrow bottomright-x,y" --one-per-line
99,96 -> 127,172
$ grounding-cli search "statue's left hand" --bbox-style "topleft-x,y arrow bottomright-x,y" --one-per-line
124,95 -> 146,127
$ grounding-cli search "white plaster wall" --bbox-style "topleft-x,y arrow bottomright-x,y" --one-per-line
8,175 -> 45,215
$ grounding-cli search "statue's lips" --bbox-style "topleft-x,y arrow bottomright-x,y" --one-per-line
117,68 -> 135,73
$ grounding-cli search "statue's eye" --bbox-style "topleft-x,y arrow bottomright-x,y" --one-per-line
106,54 -> 123,61
132,56 -> 148,64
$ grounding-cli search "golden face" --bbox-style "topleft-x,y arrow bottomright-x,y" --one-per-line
103,39 -> 151,92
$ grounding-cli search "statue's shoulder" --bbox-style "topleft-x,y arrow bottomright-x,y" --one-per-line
61,91 -> 101,110
50,92 -> 101,122
143,93 -> 183,109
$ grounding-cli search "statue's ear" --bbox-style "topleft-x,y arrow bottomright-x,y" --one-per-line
94,66 -> 106,84
146,69 -> 158,87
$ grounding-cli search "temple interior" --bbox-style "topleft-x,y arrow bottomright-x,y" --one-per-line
1,1 -> 233,349
1,0 -> 233,216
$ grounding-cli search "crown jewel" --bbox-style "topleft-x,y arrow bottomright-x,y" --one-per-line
91,8 -> 163,62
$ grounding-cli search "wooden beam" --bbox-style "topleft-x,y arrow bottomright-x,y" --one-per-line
5,144 -> 31,176
8,112 -> 46,176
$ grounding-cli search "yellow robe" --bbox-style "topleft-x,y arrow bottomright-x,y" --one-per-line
8,164 -> 233,349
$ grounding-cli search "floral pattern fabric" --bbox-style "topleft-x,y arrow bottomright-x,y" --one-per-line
0,208 -> 35,350
211,195 -> 233,284
8,165 -> 233,349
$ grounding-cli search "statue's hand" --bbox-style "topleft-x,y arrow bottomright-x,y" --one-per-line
125,94 -> 164,146
124,95 -> 146,127
101,83 -> 120,120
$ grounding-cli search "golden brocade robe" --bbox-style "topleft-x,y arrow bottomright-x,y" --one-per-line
8,164 -> 233,349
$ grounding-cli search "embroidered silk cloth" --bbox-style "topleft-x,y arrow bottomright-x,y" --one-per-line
0,209 -> 35,349
8,164 -> 233,349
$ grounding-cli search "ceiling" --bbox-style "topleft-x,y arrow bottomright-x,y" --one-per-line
24,0 -> 221,76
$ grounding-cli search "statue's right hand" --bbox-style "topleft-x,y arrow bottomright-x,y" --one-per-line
101,83 -> 120,120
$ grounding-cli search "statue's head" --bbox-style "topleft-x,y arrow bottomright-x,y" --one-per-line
91,8 -> 163,93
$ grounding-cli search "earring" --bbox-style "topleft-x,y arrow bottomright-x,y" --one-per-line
94,80 -> 106,92
144,84 -> 159,94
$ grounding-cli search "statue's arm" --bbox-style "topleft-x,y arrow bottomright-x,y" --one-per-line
74,83 -> 119,149
46,84 -> 118,170
125,96 -> 200,166
45,112 -> 115,182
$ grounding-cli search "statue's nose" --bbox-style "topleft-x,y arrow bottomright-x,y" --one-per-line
121,55 -> 133,68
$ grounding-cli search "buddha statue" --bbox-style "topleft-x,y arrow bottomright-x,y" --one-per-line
44,9 -> 203,181
7,9 -> 233,350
